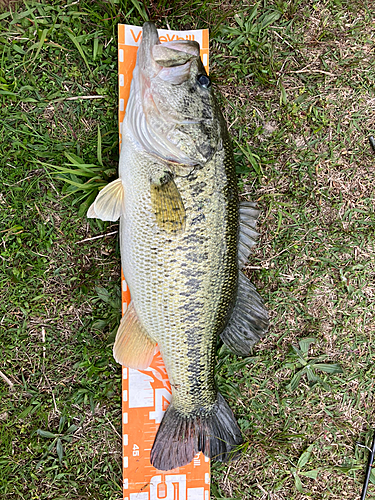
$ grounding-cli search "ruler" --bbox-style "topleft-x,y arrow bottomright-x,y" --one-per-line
118,24 -> 211,500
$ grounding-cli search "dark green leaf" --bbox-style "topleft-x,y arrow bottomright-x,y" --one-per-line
37,429 -> 56,439
56,438 -> 64,463
291,345 -> 307,365
287,372 -> 303,392
95,286 -> 111,304
293,472 -> 305,493
300,469 -> 320,479
297,444 -> 314,469
313,363 -> 343,374
299,338 -> 316,354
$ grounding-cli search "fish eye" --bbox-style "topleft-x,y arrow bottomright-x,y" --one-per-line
197,74 -> 211,89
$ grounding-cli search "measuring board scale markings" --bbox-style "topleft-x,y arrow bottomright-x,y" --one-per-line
119,25 -> 211,499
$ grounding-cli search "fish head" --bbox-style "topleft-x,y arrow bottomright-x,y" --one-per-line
129,22 -> 222,168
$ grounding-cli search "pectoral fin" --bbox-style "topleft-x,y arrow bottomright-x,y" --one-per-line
87,178 -> 124,221
113,302 -> 157,369
150,174 -> 186,232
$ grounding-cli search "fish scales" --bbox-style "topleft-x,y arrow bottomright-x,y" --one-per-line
88,22 -> 269,471
121,126 -> 238,415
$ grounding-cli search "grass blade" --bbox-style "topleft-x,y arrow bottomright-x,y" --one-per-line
65,29 -> 90,72
32,28 -> 48,61
56,438 -> 64,463
97,124 -> 103,166
37,430 -> 56,439
313,363 -> 343,374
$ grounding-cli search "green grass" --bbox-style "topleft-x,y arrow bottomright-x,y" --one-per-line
1,0 -> 375,499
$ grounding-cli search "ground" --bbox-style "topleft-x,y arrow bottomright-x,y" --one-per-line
0,1 -> 374,499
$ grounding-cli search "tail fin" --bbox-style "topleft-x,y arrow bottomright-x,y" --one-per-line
150,393 -> 243,471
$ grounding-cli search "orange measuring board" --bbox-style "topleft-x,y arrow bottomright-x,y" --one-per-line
118,24 -> 211,499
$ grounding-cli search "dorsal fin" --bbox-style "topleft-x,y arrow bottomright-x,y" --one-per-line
238,201 -> 260,267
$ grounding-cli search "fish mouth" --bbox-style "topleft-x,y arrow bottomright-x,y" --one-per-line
139,22 -> 200,84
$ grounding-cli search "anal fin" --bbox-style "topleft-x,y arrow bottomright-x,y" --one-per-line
113,301 -> 157,369
221,271 -> 269,356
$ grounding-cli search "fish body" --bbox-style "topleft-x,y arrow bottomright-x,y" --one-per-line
88,22 -> 269,471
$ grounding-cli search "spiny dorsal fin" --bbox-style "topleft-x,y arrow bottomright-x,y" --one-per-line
220,271 -> 269,356
150,173 -> 186,233
87,178 -> 124,221
238,201 -> 260,267
113,302 -> 157,369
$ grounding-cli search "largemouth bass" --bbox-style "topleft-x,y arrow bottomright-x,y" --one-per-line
88,22 -> 269,471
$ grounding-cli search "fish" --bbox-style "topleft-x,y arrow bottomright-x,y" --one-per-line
87,22 -> 269,471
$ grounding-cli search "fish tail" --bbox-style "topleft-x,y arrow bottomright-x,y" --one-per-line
150,392 -> 243,471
